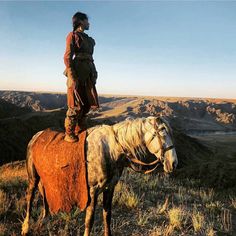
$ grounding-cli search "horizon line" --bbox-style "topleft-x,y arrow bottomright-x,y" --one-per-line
0,89 -> 235,102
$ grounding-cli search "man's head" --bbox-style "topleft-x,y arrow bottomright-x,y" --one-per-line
72,12 -> 89,31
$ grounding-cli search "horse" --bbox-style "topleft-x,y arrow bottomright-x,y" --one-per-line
21,116 -> 178,236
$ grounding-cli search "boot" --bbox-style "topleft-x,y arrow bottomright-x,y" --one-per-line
75,117 -> 87,136
64,133 -> 78,143
64,116 -> 78,143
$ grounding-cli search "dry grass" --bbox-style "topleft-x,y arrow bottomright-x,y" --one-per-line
0,161 -> 27,181
114,182 -> 139,209
206,226 -> 217,236
0,158 -> 235,235
199,188 -> 215,203
167,206 -> 186,229
0,190 -> 9,214
0,167 -> 234,236
191,211 -> 205,233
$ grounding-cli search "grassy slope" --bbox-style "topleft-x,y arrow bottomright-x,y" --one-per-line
0,132 -> 236,235
0,92 -> 236,235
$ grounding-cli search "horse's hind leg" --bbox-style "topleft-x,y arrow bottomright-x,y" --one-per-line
38,181 -> 49,221
103,186 -> 115,236
21,152 -> 39,235
21,175 -> 39,235
84,187 -> 98,236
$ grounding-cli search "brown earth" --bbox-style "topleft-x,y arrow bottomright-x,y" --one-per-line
0,91 -> 235,163
0,91 -> 236,235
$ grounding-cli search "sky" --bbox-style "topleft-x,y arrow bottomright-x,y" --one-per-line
0,1 -> 236,99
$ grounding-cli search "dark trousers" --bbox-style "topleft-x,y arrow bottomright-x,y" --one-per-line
65,78 -> 99,135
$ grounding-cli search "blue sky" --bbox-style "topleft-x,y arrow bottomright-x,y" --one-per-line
0,1 -> 236,99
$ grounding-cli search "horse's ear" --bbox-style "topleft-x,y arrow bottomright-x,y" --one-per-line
147,116 -> 158,126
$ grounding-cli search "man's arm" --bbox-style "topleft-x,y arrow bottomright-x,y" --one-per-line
63,32 -> 76,80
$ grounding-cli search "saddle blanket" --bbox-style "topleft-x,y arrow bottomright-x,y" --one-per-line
32,129 -> 88,213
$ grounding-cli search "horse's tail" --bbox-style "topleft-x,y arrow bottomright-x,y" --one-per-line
26,131 -> 44,182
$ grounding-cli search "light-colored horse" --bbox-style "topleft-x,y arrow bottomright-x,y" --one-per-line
21,116 -> 178,236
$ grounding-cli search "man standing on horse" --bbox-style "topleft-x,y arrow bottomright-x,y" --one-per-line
64,12 -> 99,142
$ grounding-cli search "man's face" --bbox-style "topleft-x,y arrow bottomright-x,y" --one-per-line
82,19 -> 90,30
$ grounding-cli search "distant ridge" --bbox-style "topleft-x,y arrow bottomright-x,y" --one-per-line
0,90 -> 235,132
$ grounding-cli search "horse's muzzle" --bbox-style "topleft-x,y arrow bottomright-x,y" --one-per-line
164,158 -> 178,173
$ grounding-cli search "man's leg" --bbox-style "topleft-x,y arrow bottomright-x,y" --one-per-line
64,107 -> 79,142
64,82 -> 82,142
74,84 -> 89,136
75,109 -> 88,136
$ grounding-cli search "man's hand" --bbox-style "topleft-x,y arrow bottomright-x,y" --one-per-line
65,68 -> 78,89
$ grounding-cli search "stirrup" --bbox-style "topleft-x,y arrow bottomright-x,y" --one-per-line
64,134 -> 78,143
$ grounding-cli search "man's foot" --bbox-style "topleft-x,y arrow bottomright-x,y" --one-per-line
64,134 -> 78,143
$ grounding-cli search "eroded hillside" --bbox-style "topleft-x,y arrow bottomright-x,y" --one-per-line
1,91 -> 235,133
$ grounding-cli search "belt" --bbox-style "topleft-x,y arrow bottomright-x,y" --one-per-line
75,53 -> 94,61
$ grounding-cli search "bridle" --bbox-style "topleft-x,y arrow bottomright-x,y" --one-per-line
114,121 -> 175,174
145,125 -> 175,163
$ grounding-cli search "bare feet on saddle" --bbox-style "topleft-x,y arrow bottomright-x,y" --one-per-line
64,134 -> 79,143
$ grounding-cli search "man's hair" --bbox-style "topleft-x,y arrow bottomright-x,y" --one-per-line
72,12 -> 88,31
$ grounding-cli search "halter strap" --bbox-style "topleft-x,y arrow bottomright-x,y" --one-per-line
129,161 -> 161,174
128,156 -> 160,166
164,145 -> 175,152
146,124 -> 175,161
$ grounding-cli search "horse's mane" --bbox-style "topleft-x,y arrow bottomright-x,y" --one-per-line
87,116 -> 173,160
112,117 -> 147,159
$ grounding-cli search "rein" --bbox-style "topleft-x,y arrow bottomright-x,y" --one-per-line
113,121 -> 175,174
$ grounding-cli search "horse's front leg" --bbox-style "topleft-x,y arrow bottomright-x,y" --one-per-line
103,186 -> 115,236
84,187 -> 98,236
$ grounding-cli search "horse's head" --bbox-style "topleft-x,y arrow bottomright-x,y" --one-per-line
143,116 -> 178,173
